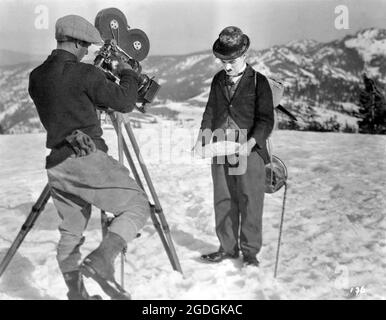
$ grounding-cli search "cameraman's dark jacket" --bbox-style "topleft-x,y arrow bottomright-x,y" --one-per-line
29,49 -> 140,169
200,64 -> 274,164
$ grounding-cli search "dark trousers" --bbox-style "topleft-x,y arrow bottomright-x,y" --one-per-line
211,151 -> 265,257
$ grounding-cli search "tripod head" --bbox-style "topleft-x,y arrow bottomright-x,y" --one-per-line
94,8 -> 160,112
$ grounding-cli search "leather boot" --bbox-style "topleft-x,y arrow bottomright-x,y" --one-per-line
200,250 -> 239,263
80,232 -> 131,300
63,270 -> 102,300
82,232 -> 126,281
242,255 -> 260,267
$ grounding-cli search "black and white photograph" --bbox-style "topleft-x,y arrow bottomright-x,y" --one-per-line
0,0 -> 385,301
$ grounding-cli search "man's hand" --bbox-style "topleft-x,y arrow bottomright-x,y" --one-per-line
129,59 -> 142,74
115,60 -> 133,76
237,138 -> 256,156
65,130 -> 97,157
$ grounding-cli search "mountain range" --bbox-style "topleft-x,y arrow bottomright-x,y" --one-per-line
0,27 -> 385,134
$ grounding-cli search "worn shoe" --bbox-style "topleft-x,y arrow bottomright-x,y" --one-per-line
63,270 -> 102,300
80,232 -> 131,300
200,251 -> 239,263
242,255 -> 259,267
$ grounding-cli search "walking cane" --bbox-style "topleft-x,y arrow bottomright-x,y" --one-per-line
266,139 -> 288,278
274,182 -> 288,278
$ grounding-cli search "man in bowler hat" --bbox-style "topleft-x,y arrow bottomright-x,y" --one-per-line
194,26 -> 274,267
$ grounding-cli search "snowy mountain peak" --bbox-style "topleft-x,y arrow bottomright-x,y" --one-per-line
353,27 -> 386,41
344,27 -> 386,63
286,39 -> 319,53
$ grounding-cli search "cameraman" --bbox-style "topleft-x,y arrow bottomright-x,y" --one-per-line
28,15 -> 150,300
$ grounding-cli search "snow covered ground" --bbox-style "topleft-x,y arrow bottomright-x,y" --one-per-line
0,123 -> 385,300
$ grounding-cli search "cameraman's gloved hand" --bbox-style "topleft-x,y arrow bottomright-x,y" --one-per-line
65,130 -> 97,157
116,60 -> 144,87
116,60 -> 133,77
129,60 -> 142,74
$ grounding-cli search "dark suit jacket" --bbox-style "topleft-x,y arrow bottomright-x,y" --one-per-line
200,64 -> 274,164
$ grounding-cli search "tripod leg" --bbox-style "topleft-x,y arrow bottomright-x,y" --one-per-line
120,113 -> 183,274
109,113 -> 144,190
115,112 -> 126,288
148,205 -> 181,271
101,210 -> 109,239
0,184 -> 51,278
274,183 -> 288,278
109,112 -> 183,274
116,113 -> 124,165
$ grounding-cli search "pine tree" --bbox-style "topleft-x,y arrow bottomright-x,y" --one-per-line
358,74 -> 386,134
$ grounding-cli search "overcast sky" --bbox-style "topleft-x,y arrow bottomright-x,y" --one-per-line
0,0 -> 386,56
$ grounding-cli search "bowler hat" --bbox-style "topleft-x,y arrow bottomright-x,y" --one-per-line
55,15 -> 103,45
213,26 -> 250,60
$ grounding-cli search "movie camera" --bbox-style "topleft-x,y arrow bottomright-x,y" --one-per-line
94,8 -> 160,111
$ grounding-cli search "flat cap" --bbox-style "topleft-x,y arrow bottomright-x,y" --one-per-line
55,15 -> 103,45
